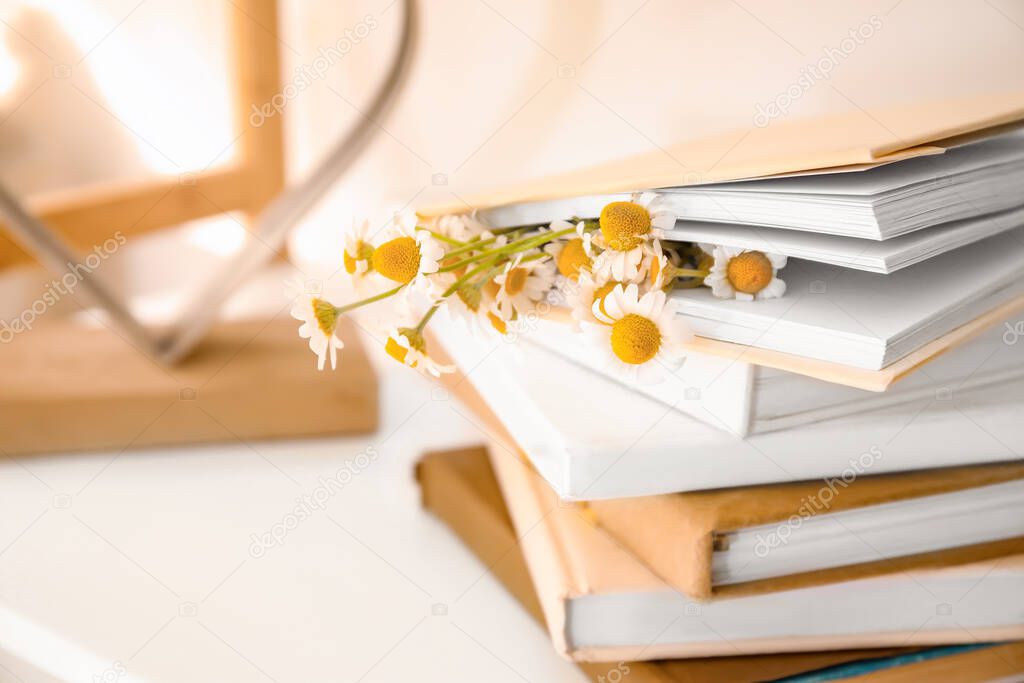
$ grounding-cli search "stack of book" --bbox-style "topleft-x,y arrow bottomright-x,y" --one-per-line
418,93 -> 1024,680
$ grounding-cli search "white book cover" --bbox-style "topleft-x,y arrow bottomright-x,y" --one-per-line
672,229 -> 1024,369
434,314 -> 1024,500
527,307 -> 1024,437
655,205 -> 1024,274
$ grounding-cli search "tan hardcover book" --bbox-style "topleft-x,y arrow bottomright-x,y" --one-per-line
479,441 -> 1024,662
585,462 -> 1024,600
416,446 -> 916,681
419,92 -> 1024,216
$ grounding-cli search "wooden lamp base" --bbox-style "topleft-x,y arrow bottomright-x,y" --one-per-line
0,317 -> 378,456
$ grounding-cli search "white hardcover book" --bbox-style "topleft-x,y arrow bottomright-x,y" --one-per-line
527,308 -> 1024,437
655,205 -> 1024,274
474,131 -> 1024,241
673,229 -> 1024,369
434,315 -> 1024,500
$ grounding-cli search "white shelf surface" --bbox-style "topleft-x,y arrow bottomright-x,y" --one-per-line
0,320 -> 586,683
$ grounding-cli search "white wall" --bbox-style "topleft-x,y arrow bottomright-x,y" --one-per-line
280,0 -> 1024,270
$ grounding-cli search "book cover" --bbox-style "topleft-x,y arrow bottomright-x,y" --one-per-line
585,462 -> 1024,600
417,446 -> 921,681
480,439 -> 1024,661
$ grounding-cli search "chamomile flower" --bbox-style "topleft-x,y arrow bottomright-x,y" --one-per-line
289,286 -> 344,371
372,213 -> 445,285
645,239 -> 673,291
544,220 -> 593,281
433,213 -> 490,243
482,303 -> 513,336
494,255 -> 556,319
568,271 -> 628,327
703,245 -> 787,301
580,283 -> 691,384
591,193 -> 675,282
384,327 -> 454,377
343,218 -> 375,276
442,276 -> 498,336
430,230 -> 508,309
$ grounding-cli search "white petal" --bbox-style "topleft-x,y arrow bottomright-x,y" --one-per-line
708,279 -> 735,299
757,277 -> 787,300
592,298 -> 614,323
650,211 -> 676,231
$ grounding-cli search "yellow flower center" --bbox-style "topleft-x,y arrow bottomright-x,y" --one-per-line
610,313 -> 661,365
600,201 -> 651,251
344,241 -> 375,275
726,251 -> 774,295
504,267 -> 528,296
373,237 -> 421,283
312,298 -> 338,336
593,281 -> 624,317
556,238 -> 591,280
487,312 -> 507,335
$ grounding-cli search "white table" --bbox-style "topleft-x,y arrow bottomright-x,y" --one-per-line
0,339 -> 587,683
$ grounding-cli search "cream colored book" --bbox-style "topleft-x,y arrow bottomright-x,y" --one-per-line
416,446 -> 928,682
485,444 -> 1024,662
584,462 -> 1024,600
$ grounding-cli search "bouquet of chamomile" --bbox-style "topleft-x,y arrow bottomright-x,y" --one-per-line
290,193 -> 788,383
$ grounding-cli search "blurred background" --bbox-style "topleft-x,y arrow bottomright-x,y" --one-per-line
1,1 -> 1022,681
3,0 -> 1023,318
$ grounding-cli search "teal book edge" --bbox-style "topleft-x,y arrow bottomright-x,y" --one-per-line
772,643 -> 995,682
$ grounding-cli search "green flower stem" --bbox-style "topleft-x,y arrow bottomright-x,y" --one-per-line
472,262 -> 507,289
414,246 -> 554,334
439,225 -> 581,274
414,256 -> 503,333
426,231 -> 467,247
673,268 -> 709,278
434,226 -> 527,259
335,282 -> 406,315
440,235 -> 500,259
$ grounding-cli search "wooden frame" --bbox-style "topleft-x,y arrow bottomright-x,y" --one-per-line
0,0 -> 285,269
